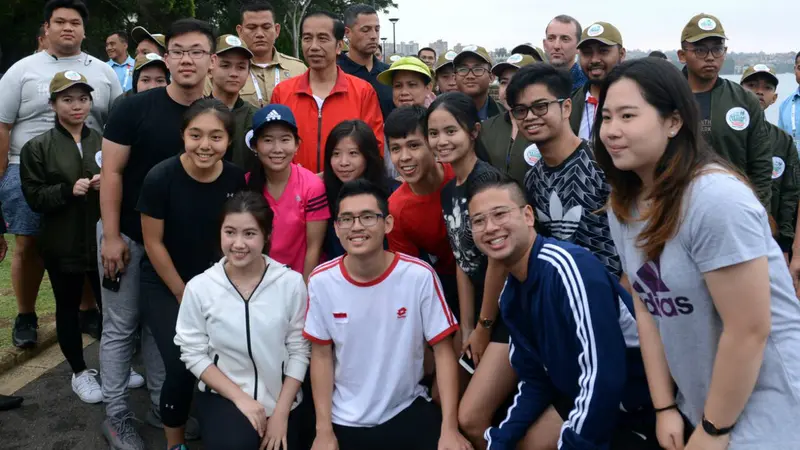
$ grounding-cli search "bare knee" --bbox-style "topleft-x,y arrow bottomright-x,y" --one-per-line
458,399 -> 491,440
13,236 -> 39,261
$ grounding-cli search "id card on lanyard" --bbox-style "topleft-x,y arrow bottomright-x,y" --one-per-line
250,66 -> 282,107
792,98 -> 799,155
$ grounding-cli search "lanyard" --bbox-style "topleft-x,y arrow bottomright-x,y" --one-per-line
250,66 -> 282,106
792,97 -> 797,138
122,65 -> 131,90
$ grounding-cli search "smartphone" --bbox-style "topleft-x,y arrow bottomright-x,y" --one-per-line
459,352 -> 476,375
102,273 -> 121,292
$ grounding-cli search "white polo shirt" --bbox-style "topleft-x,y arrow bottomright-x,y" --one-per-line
303,252 -> 458,427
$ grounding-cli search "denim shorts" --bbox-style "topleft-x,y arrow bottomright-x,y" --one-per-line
0,164 -> 41,236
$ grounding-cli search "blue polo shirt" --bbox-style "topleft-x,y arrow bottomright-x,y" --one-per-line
778,87 -> 800,154
107,56 -> 135,92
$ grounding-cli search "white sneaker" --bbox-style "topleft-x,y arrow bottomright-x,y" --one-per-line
72,369 -> 103,404
127,369 -> 145,389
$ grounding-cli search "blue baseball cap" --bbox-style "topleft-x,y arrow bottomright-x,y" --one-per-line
248,104 -> 298,149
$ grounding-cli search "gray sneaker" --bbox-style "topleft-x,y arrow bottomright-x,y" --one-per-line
144,406 -> 201,440
102,412 -> 145,450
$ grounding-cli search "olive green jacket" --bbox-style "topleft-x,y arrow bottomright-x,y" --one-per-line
20,123 -> 102,272
228,97 -> 259,172
693,76 -> 773,209
769,123 -> 800,251
479,112 -> 534,186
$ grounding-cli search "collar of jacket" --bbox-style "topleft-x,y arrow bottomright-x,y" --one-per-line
295,66 -> 350,97
337,53 -> 389,76
207,93 -> 246,111
54,119 -> 91,140
681,65 -> 724,90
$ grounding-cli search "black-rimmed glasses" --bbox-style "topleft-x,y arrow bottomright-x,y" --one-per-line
510,99 -> 566,120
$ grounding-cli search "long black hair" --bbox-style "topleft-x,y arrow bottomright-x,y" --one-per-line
424,92 -> 491,163
323,120 -> 387,216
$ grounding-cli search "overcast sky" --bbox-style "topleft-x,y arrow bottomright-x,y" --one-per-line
376,0 -> 800,53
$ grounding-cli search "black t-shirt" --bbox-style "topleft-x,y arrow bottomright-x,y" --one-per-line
136,156 -> 246,282
695,90 -> 713,145
441,159 -> 499,290
103,87 -> 188,243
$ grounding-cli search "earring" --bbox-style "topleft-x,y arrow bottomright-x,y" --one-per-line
669,131 -> 675,137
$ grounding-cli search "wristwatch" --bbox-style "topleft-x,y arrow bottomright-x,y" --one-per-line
479,318 -> 494,329
701,415 -> 735,436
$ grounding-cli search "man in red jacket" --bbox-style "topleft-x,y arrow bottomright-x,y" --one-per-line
270,11 -> 384,174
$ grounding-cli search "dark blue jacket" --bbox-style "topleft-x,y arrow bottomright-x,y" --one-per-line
486,235 -> 652,450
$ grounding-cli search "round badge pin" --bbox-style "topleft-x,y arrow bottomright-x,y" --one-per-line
507,54 -> 524,64
390,55 -> 401,62
772,157 -> 786,179
524,144 -> 542,167
725,107 -> 750,131
587,24 -> 605,37
463,45 -> 478,52
95,152 -> 102,168
225,35 -> 242,47
445,51 -> 457,61
698,18 -> 717,31
64,71 -> 82,81
145,53 -> 161,61
753,64 -> 769,72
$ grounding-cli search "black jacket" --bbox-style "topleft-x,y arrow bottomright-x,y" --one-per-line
20,122 -> 102,272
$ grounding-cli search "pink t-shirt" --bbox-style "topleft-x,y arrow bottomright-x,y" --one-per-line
252,163 -> 330,274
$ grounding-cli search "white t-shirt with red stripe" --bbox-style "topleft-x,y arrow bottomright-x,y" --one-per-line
303,252 -> 458,427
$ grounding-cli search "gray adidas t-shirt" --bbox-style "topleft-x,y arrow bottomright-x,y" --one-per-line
0,51 -> 122,164
608,171 -> 800,448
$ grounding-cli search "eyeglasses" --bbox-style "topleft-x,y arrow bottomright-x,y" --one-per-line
167,49 -> 210,60
470,206 -> 525,232
335,212 -> 385,229
683,45 -> 725,59
455,66 -> 489,77
510,99 -> 566,120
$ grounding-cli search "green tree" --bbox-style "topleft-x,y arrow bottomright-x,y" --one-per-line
0,0 -> 396,71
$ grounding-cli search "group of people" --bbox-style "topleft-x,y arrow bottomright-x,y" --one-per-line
1,1 -> 800,450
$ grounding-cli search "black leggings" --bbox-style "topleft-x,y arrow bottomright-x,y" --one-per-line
47,268 -> 101,374
196,391 -> 301,450
140,272 -> 195,428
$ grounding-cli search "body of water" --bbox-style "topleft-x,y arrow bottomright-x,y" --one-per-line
722,73 -> 797,125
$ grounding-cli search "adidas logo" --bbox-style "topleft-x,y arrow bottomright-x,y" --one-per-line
536,191 -> 582,240
266,110 -> 282,121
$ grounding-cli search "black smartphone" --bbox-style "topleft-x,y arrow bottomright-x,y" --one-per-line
102,273 -> 121,292
459,352 -> 476,375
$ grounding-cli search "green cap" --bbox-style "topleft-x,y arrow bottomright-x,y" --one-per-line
491,53 -> 538,76
215,34 -> 254,58
131,26 -> 166,50
454,45 -> 494,67
434,50 -> 458,73
681,14 -> 727,43
510,44 -> 546,62
578,22 -> 623,47
49,70 -> 94,95
134,52 -> 166,71
741,64 -> 779,86
378,56 -> 433,85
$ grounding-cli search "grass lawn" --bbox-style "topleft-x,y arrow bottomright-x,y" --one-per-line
0,235 -> 56,351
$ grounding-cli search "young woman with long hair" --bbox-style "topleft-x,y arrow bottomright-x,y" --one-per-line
246,104 -> 328,281
596,57 -> 800,449
322,119 -> 400,259
175,191 -> 309,450
138,98 -> 247,449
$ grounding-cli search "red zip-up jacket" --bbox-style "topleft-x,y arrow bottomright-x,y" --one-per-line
270,67 -> 384,173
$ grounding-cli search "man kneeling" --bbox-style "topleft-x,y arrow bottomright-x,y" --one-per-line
469,172 -> 659,450
304,179 -> 472,450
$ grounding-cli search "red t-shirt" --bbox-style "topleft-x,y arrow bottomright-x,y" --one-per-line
387,164 -> 457,275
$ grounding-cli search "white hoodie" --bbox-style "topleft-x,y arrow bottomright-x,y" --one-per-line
175,255 -> 310,415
